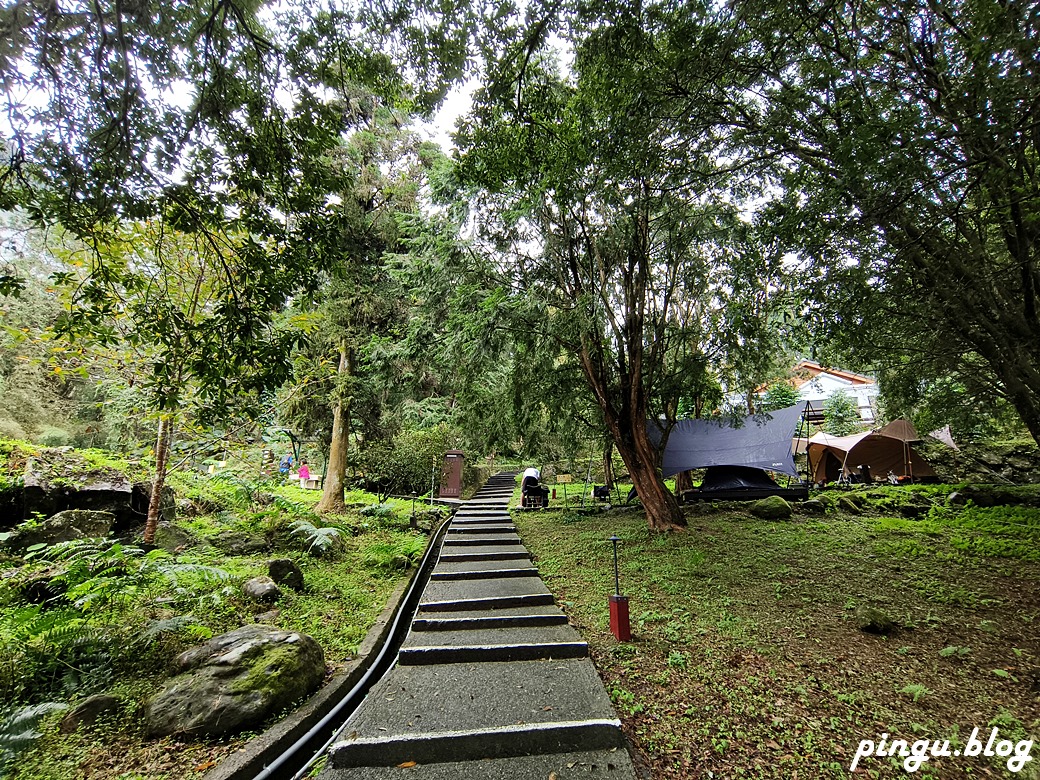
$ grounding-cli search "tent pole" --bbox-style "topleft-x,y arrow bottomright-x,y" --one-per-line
802,403 -> 814,486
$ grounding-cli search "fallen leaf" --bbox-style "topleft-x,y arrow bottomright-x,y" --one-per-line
193,760 -> 217,772
397,760 -> 418,768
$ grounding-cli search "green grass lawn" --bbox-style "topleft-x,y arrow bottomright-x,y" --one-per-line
513,490 -> 1040,779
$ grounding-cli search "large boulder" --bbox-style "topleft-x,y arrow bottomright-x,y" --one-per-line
144,624 -> 325,738
9,450 -> 173,533
3,509 -> 115,551
211,530 -> 269,556
268,558 -> 304,591
749,495 -> 793,520
153,522 -> 199,553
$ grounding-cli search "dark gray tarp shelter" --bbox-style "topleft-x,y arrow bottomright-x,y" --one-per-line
651,402 -> 807,477
700,465 -> 780,491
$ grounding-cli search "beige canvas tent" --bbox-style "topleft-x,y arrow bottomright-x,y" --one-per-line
808,419 -> 937,483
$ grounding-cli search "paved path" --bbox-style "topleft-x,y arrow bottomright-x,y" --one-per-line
321,473 -> 636,779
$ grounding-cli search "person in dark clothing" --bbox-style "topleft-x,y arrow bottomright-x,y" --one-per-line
521,467 -> 550,508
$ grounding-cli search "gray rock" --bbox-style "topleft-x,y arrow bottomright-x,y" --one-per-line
255,609 -> 281,624
144,624 -> 325,737
4,509 -> 115,551
749,495 -> 793,520
854,605 -> 895,635
59,694 -> 122,733
211,530 -> 268,556
268,558 -> 304,591
153,522 -> 198,553
837,495 -> 862,514
243,576 -> 281,602
898,503 -> 929,519
800,499 -> 826,515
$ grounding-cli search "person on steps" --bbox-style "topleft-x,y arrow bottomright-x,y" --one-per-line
521,467 -> 550,508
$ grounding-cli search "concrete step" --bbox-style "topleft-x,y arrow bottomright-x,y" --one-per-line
418,593 -> 555,612
411,613 -> 568,631
328,659 -> 624,768
420,575 -> 549,607
400,623 -> 588,664
446,524 -> 516,534
437,549 -> 530,563
398,641 -> 588,665
442,535 -> 522,546
430,567 -> 538,580
433,558 -> 534,574
321,747 -> 635,779
418,603 -> 568,621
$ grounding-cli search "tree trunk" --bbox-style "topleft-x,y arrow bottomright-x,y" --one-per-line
675,470 -> 693,494
317,339 -> 352,514
602,439 -> 615,487
600,401 -> 686,532
618,428 -> 686,531
143,415 -> 173,544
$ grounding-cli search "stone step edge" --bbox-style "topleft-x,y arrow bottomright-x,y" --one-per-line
446,526 -> 517,534
442,537 -> 521,547
430,567 -> 538,580
398,641 -> 588,665
328,718 -> 625,768
438,551 -> 530,562
411,614 -> 567,631
418,593 -> 554,612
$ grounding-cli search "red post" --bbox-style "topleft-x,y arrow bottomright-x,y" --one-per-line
609,594 -> 631,641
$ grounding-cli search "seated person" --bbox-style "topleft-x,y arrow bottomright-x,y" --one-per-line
521,467 -> 550,508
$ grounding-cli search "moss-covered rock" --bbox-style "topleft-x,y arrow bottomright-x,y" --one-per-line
815,492 -> 839,510
749,495 -> 793,520
144,624 -> 325,738
3,509 -> 115,551
799,498 -> 827,515
949,484 -> 1040,508
837,496 -> 862,514
854,605 -> 895,635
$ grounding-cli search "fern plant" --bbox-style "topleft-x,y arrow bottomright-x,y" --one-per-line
363,535 -> 426,570
0,702 -> 68,777
290,520 -> 343,555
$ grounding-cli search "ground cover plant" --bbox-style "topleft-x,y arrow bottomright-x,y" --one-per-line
0,445 -> 430,780
513,486 -> 1040,779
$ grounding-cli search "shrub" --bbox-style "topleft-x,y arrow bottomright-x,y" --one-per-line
36,427 -> 73,448
0,420 -> 27,442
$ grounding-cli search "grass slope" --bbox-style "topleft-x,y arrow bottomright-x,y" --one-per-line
514,491 -> 1040,779
0,453 -> 433,780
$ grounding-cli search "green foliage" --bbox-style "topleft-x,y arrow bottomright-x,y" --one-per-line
359,504 -> 396,519
761,383 -> 800,413
361,424 -> 459,499
289,520 -> 344,555
822,391 -> 860,436
362,535 -> 426,571
35,427 -> 72,448
0,702 -> 68,776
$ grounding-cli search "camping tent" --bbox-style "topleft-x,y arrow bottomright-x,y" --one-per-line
807,421 -> 937,483
649,403 -> 809,500
652,402 -> 807,478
